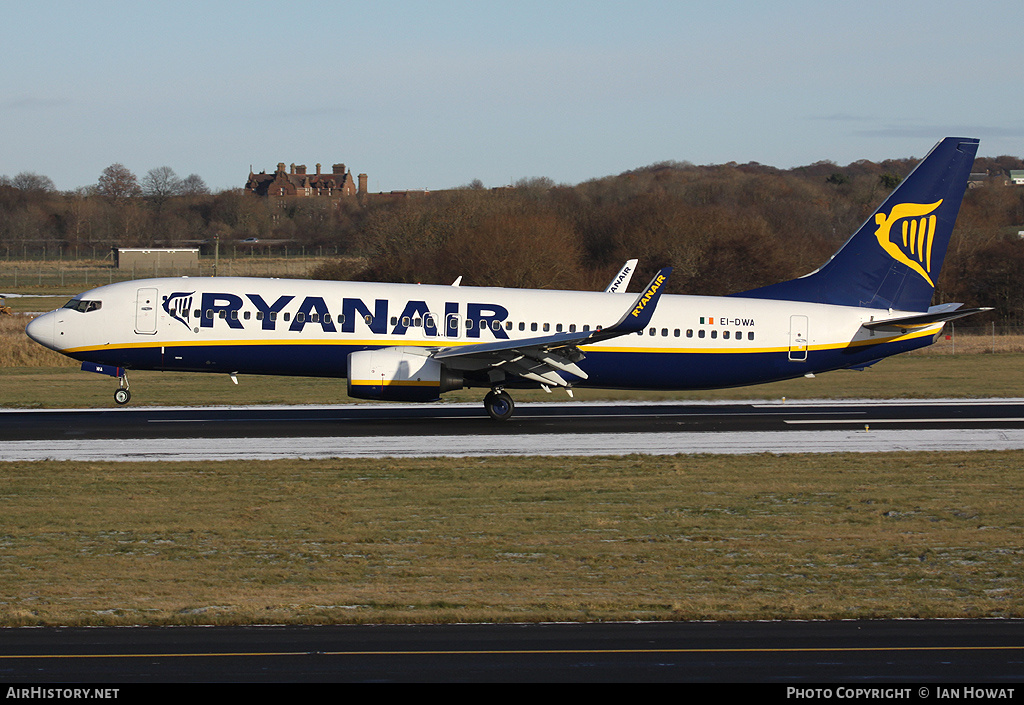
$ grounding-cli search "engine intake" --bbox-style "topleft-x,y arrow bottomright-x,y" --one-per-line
347,347 -> 463,402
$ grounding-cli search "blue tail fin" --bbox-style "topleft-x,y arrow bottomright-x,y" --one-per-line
736,137 -> 979,312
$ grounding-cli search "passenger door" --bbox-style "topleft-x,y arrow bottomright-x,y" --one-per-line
788,315 -> 808,361
135,287 -> 158,335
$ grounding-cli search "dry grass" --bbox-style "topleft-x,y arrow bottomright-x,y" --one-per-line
1,452 -> 1021,626
0,315 -> 76,367
916,333 -> 1024,354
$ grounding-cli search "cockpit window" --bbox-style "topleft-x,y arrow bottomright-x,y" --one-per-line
63,299 -> 102,313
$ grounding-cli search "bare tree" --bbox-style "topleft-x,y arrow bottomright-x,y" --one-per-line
179,173 -> 210,196
97,163 -> 142,200
142,166 -> 183,202
10,171 -> 56,194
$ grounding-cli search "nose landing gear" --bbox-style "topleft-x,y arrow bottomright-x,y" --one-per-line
483,388 -> 514,421
114,372 -> 131,405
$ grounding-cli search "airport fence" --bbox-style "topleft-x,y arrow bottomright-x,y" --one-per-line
0,255 -> 334,293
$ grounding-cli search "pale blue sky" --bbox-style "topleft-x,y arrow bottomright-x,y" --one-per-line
2,0 -> 1022,193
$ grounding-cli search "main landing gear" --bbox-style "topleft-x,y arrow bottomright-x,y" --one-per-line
483,388 -> 514,421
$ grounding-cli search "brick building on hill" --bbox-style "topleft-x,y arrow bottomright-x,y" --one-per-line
245,162 -> 367,198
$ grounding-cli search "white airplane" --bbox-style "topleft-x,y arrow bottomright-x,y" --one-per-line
27,138 -> 987,420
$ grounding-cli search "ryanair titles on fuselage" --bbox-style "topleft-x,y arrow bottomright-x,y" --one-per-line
162,291 -> 512,338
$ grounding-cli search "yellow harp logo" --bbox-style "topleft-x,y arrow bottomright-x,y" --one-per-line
873,200 -> 943,287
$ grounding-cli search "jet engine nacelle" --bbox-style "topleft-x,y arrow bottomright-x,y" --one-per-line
347,347 -> 463,402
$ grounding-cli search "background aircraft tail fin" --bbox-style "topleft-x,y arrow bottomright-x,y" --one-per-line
736,137 -> 979,312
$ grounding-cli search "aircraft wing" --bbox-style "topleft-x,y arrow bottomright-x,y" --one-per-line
861,303 -> 991,332
433,267 -> 672,389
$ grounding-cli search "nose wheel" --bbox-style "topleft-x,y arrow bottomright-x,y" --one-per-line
484,389 -> 514,421
114,373 -> 131,405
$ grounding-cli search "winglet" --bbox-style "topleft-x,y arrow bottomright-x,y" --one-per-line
607,267 -> 672,334
604,259 -> 638,293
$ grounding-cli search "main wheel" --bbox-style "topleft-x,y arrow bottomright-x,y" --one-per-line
484,390 -> 515,421
114,388 -> 131,405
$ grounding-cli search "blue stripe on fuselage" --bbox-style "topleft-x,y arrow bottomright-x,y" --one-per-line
68,334 -> 934,390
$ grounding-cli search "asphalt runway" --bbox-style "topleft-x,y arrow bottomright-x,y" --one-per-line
3,399 -> 1024,459
2,620 -> 1022,683
4,408 -> 1023,684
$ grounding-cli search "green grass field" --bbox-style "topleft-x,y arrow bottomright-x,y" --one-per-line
2,452 -> 1021,626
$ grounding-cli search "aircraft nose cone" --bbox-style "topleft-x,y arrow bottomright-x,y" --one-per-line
25,313 -> 57,351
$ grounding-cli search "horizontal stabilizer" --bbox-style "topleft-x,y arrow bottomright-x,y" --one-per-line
861,304 -> 991,332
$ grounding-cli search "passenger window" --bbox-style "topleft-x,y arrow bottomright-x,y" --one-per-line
686,329 -> 693,338
556,323 -> 563,332
723,330 -> 730,339
748,331 -> 755,341
531,323 -> 538,332
710,330 -> 717,339
698,329 -> 705,338
543,323 -> 550,332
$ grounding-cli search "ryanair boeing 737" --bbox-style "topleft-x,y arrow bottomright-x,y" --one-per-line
26,138 -> 987,420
